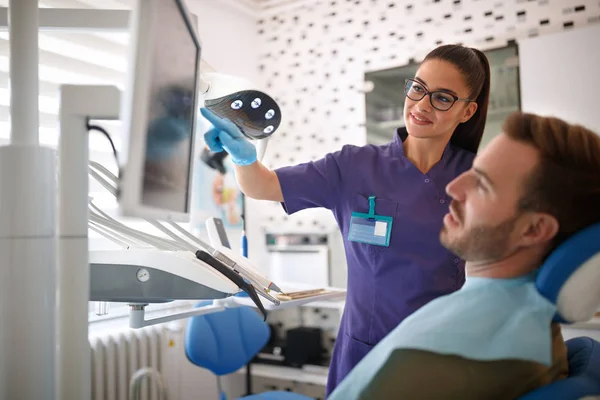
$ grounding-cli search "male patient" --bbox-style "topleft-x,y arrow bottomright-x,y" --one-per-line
328,112 -> 600,400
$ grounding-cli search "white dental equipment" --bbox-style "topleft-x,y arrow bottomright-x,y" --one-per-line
206,216 -> 233,249
88,162 -> 283,313
0,1 -> 343,399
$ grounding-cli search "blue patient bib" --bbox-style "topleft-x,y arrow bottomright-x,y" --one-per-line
329,273 -> 557,400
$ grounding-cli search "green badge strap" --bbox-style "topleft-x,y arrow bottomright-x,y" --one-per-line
368,196 -> 376,219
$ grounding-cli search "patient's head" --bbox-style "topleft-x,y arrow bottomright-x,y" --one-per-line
440,112 -> 600,275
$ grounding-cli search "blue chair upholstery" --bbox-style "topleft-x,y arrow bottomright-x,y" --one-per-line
185,300 -> 312,400
521,222 -> 600,399
535,222 -> 600,324
520,337 -> 600,400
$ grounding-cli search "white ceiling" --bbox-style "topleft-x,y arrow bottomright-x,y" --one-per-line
221,0 -> 317,16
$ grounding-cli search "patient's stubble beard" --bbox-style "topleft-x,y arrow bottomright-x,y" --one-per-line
440,214 -> 519,262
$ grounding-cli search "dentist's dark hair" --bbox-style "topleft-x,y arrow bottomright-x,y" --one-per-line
423,44 -> 491,154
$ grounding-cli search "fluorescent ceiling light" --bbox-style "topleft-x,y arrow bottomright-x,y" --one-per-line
0,55 -> 119,86
0,32 -> 127,72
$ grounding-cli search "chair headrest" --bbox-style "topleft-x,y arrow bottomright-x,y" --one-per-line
536,222 -> 600,324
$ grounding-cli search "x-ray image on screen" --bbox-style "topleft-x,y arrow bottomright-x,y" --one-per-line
141,0 -> 198,214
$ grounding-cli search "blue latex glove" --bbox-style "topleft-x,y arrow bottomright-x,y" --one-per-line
200,108 -> 257,166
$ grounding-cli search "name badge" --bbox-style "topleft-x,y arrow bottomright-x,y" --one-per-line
348,196 -> 393,247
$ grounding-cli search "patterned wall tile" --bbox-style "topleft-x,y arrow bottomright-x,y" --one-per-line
250,0 -> 600,233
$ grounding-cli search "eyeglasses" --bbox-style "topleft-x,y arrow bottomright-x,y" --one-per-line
404,78 -> 473,111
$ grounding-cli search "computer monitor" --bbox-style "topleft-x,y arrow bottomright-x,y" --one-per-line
118,0 -> 201,222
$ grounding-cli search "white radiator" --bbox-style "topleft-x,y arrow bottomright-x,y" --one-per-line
90,326 -> 164,400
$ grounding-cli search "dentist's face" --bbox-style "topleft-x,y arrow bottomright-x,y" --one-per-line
440,134 -> 540,262
403,59 -> 478,142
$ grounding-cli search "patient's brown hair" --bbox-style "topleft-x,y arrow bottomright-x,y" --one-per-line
502,112 -> 600,251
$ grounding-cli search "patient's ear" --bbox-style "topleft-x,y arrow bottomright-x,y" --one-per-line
520,213 -> 559,247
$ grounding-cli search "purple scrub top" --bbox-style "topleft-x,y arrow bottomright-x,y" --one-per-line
274,128 -> 475,396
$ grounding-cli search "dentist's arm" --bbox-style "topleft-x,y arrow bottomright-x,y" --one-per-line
201,108 -> 283,202
231,161 -> 283,202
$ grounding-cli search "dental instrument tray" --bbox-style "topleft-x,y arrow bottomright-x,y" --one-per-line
233,286 -> 346,310
275,288 -> 335,301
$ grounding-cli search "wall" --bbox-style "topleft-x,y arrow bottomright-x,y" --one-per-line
245,0 -> 600,272
518,22 -> 600,133
188,0 -> 261,85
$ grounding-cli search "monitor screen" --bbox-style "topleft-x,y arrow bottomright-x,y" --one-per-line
140,0 -> 199,215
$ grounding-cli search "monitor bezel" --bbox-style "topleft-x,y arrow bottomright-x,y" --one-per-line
118,0 -> 201,222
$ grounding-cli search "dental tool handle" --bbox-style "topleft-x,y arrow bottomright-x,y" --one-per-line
212,248 -> 279,293
206,217 -> 231,249
195,250 -> 268,320
241,230 -> 248,258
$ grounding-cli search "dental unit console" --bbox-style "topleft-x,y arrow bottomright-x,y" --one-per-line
87,221 -> 280,323
89,249 -> 238,304
89,158 -> 284,324
89,246 -> 272,321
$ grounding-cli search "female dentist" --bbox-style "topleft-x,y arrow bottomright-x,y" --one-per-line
201,44 -> 491,395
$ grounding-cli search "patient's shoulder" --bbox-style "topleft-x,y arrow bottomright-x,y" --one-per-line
359,349 -> 552,400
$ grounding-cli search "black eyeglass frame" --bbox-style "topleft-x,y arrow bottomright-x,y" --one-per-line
404,78 -> 474,111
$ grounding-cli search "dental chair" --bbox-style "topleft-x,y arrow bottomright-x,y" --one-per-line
520,221 -> 600,400
184,300 -> 313,400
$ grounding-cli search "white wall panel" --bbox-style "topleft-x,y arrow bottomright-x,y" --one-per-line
519,22 -> 600,134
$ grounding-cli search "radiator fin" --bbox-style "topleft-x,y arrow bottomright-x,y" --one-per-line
90,326 -> 163,400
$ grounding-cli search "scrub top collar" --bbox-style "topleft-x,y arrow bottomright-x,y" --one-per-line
392,127 -> 456,165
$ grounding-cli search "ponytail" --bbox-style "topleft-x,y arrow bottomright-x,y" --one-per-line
423,45 -> 491,154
